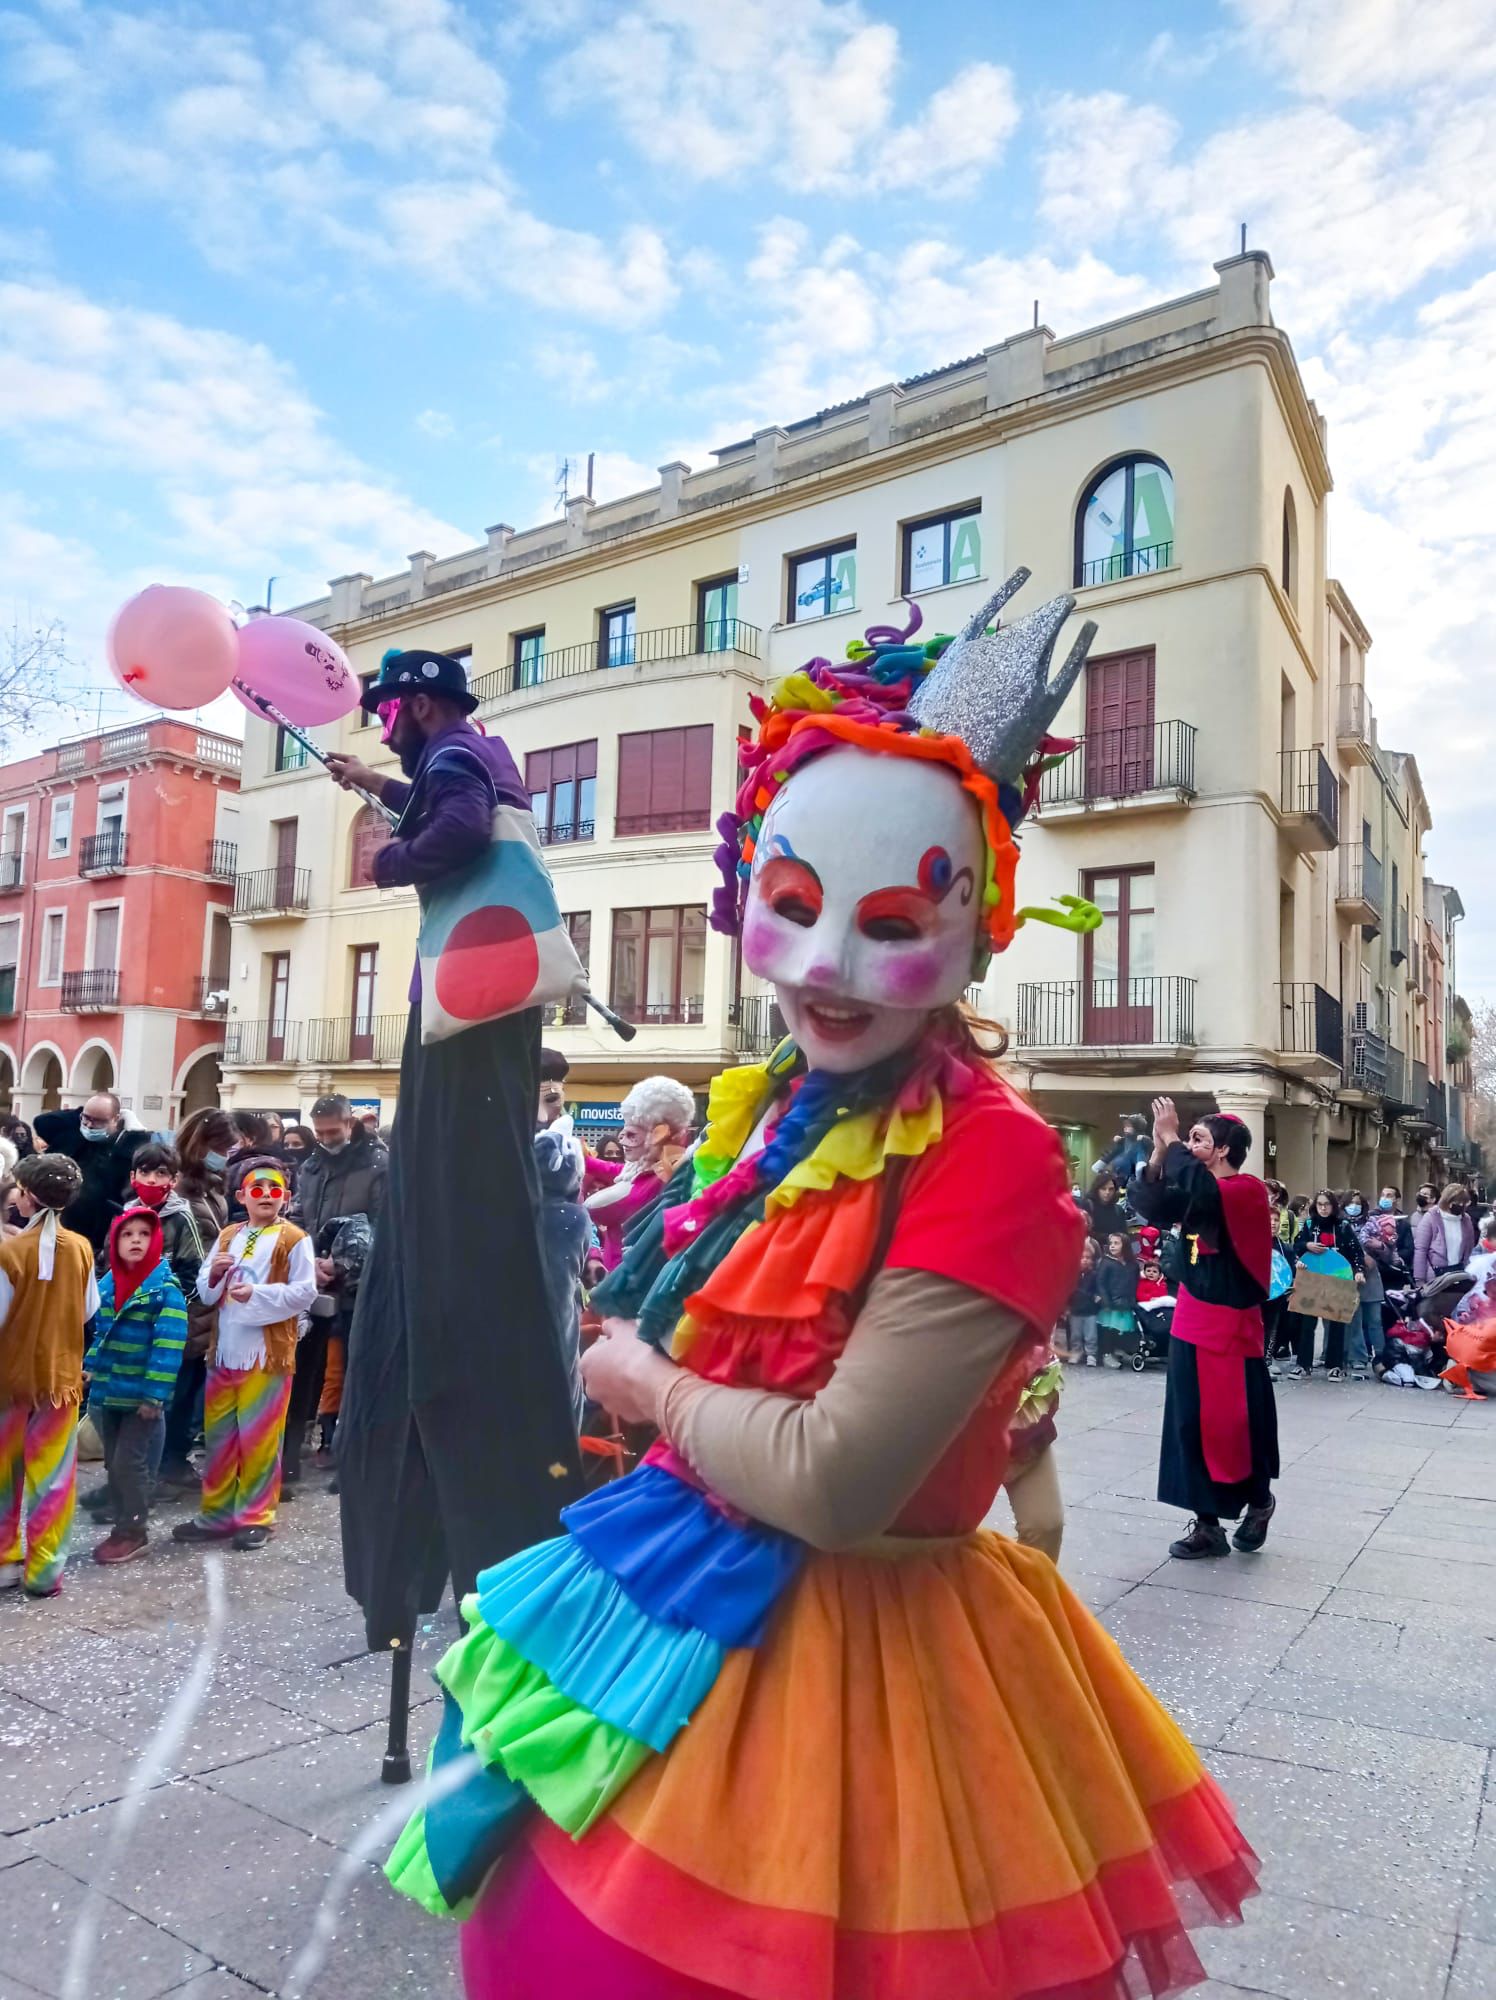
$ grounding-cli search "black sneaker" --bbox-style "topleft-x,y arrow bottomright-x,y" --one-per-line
156,1459 -> 200,1491
171,1518 -> 232,1544
1169,1518 -> 1230,1560
232,1526 -> 272,1551
79,1482 -> 111,1512
1232,1496 -> 1276,1553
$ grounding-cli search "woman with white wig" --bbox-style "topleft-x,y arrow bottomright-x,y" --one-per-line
584,1076 -> 695,1273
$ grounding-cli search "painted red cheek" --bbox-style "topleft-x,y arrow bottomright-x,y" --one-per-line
875,950 -> 949,1003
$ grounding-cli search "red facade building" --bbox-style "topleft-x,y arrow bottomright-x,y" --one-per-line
0,718 -> 241,1124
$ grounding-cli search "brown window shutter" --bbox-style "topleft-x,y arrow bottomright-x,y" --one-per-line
616,734 -> 651,834
578,739 -> 597,781
683,726 -> 712,826
524,748 -> 550,793
651,729 -> 686,824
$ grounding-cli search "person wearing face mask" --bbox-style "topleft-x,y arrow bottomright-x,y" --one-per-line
321,648 -> 583,1664
388,581 -> 1259,1997
32,1090 -> 150,1253
1415,1182 -> 1477,1286
283,1094 -> 388,1489
1286,1191 -> 1365,1380
1377,1187 -> 1416,1274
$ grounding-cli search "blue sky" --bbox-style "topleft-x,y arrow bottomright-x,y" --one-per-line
3,0 -> 1495,989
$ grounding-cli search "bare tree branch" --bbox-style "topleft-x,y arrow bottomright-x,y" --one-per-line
0,613 -> 87,756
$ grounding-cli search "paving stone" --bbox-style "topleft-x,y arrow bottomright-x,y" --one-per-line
1206,1746 -> 1478,1928
0,1692 -> 143,1835
1250,1666 -> 1496,1752
0,1855 -> 210,1998
1448,1933 -> 1496,2000
164,1975 -> 269,1999
1144,1551 -> 1336,1613
1336,1547 -> 1496,1613
201,1713 -> 441,1850
1217,1708 -> 1487,1799
1410,1455 -> 1496,1501
1103,1591 -> 1309,1746
1198,1888 -> 1456,2000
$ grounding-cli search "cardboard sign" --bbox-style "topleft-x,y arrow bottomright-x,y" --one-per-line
1287,1267 -> 1360,1324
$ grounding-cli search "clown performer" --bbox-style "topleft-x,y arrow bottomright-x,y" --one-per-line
323,649 -> 583,1683
386,573 -> 1260,2000
174,1164 -> 316,1552
1132,1098 -> 1279,1562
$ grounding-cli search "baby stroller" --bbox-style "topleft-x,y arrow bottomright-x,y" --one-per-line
1111,1297 -> 1174,1372
1381,1277 -> 1463,1384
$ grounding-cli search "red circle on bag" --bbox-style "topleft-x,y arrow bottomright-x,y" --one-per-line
434,904 -> 539,1020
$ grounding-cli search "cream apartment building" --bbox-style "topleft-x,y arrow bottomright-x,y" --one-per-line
222,248 -> 1472,1184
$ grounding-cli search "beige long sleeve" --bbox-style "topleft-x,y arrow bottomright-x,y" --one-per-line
658,1266 -> 1031,1551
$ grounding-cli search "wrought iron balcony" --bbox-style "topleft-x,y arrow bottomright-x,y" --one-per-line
223,1018 -> 302,1066
207,839 -> 239,879
305,1014 -> 407,1066
0,850 -> 22,894
1344,1006 -> 1388,1097
1426,1078 -> 1447,1134
233,866 -> 310,917
1014,977 -> 1196,1050
1276,982 -> 1344,1066
469,619 -> 762,706
1075,541 -> 1173,590
1036,720 -> 1196,812
536,820 -> 595,847
60,968 -> 120,1011
1279,749 -> 1339,853
614,809 -> 712,838
1383,1043 -> 1411,1110
734,993 -> 786,1058
628,996 -> 706,1027
1336,844 -> 1382,929
80,829 -> 128,875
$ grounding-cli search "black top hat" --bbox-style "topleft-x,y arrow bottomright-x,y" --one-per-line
358,648 -> 478,714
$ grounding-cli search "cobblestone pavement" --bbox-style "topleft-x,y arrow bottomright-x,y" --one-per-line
2,1371 -> 1492,2000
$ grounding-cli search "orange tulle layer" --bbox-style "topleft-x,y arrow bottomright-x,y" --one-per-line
476,1533 -> 1258,2000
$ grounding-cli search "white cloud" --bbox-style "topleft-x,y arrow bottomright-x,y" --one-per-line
1,0 -> 673,326
1226,0 -> 1496,100
547,1 -> 1018,195
1038,94 -> 1179,239
0,145 -> 54,190
0,276 -> 467,630
415,407 -> 456,438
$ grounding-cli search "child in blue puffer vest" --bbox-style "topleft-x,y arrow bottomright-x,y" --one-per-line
84,1207 -> 187,1565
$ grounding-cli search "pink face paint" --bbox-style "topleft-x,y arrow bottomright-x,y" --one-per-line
378,698 -> 402,744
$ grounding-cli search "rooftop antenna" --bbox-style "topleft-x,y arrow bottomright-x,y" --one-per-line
586,451 -> 594,499
265,576 -> 278,614
1032,299 -> 1039,329
1239,222 -> 1247,254
555,456 -> 575,512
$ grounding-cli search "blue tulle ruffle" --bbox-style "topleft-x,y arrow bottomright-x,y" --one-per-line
561,1463 -> 804,1649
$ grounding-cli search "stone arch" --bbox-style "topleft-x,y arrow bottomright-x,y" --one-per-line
175,1046 -> 223,1122
69,1038 -> 118,1100
0,1041 -> 16,1115
21,1041 -> 66,1115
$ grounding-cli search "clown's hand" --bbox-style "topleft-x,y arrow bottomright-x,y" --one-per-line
581,1321 -> 678,1426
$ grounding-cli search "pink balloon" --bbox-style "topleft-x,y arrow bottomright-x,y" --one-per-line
106,585 -> 239,710
232,616 -> 359,727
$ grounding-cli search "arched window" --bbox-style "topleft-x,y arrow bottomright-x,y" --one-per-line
1074,455 -> 1175,589
1281,487 -> 1299,610
348,805 -> 390,889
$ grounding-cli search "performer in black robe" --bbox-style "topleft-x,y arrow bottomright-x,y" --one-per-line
326,650 -> 582,1657
1130,1097 -> 1279,1562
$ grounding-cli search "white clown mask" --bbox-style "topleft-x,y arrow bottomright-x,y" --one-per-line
742,745 -> 985,1073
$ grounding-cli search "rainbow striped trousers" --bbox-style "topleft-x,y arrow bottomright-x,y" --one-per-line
197,1366 -> 293,1534
0,1399 -> 78,1594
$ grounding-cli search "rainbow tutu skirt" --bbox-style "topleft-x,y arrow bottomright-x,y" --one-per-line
389,1463 -> 1257,1999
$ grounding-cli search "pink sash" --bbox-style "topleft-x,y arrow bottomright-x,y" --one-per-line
1170,1293 -> 1263,1486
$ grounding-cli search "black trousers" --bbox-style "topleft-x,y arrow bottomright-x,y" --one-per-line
162,1354 -> 205,1469
339,1005 -> 583,1650
1293,1314 -> 1346,1371
282,1318 -> 332,1477
99,1407 -> 164,1533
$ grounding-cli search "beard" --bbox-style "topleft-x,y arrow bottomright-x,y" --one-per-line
396,733 -> 425,777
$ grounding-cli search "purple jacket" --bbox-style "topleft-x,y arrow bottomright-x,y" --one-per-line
1413,1204 -> 1476,1285
374,723 -> 529,890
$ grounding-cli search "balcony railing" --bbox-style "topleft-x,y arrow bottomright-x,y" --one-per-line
1037,720 -> 1196,809
60,968 -> 121,1011
223,1018 -> 302,1066
734,993 -> 786,1058
536,820 -> 594,847
1345,1006 -> 1388,1095
1336,843 -> 1383,917
1408,1058 -> 1431,1122
1383,1044 -> 1410,1108
97,725 -> 149,766
1426,1079 -> 1447,1134
0,850 -> 22,894
1389,908 -> 1409,967
541,994 -> 590,1028
469,619 -> 762,705
195,732 -> 241,771
305,1014 -> 407,1066
615,808 -> 712,838
1279,748 -> 1339,843
1276,982 -> 1344,1065
79,829 -> 128,875
1337,683 -> 1371,749
194,975 -> 231,1015
0,973 -> 16,1017
1076,541 -> 1173,590
1014,976 -> 1196,1049
207,838 -> 239,879
628,996 -> 706,1026
233,866 -> 311,916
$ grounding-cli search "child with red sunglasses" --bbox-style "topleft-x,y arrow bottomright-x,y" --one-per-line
173,1167 -> 315,1552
